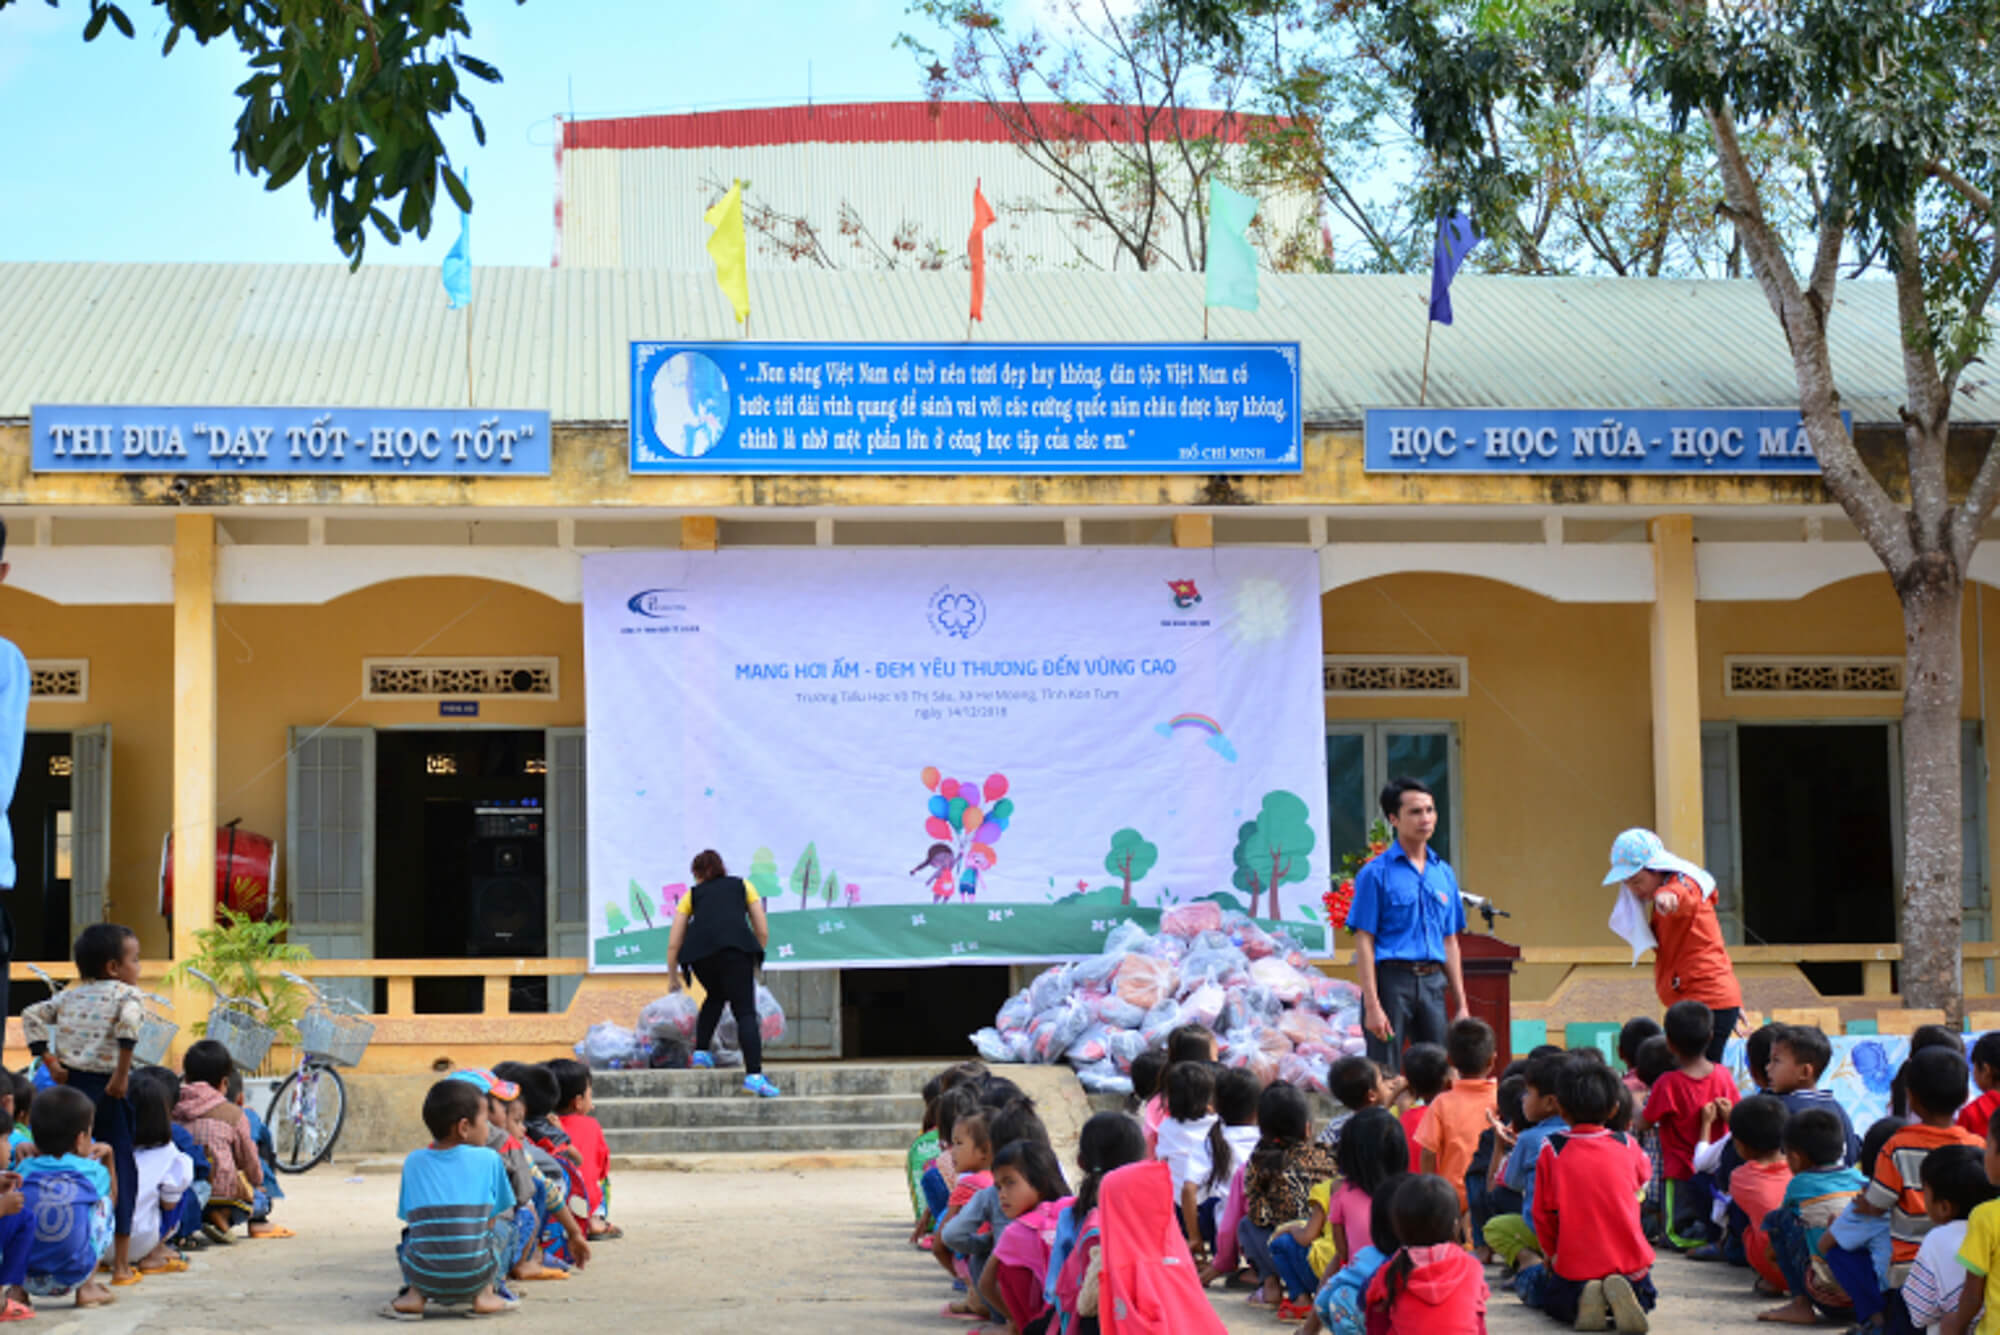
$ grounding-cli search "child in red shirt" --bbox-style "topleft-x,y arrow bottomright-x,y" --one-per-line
1514,1060 -> 1655,1331
1957,1033 -> 2000,1140
547,1058 -> 618,1240
1399,1043 -> 1450,1174
1724,1095 -> 1794,1293
1637,999 -> 1739,1251
1365,1173 -> 1488,1333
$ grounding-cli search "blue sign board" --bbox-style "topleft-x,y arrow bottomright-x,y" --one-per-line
1364,408 -> 1846,474
439,701 -> 480,718
31,405 -> 550,476
628,341 -> 1301,474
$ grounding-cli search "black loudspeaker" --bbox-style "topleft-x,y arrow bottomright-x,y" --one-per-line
468,806 -> 546,956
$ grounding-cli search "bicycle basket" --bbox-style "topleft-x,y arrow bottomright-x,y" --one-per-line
134,1015 -> 178,1067
297,1006 -> 374,1067
208,1005 -> 276,1073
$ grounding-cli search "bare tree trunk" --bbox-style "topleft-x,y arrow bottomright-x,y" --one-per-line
1900,553 -> 1967,1020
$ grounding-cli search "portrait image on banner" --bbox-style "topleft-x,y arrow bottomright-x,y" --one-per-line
582,549 -> 1330,971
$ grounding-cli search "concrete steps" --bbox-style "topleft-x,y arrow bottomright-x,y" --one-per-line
590,1063 -> 930,1166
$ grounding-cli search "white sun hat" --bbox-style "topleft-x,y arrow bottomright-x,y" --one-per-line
1603,828 -> 1716,963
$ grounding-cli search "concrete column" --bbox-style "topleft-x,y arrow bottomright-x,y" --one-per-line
1172,514 -> 1214,548
171,516 -> 217,1032
1649,514 -> 1704,860
681,516 -> 720,551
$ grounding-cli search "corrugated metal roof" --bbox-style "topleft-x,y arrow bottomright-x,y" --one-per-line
0,263 -> 1967,428
561,102 -> 1272,150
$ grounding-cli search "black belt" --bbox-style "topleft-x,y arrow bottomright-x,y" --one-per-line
1377,960 -> 1443,976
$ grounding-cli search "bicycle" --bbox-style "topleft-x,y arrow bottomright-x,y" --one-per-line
265,971 -> 375,1174
25,963 -> 179,1065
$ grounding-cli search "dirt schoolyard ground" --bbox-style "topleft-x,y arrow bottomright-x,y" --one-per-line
60,1167 -> 1794,1333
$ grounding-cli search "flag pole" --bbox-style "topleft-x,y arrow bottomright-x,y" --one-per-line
1204,307 -> 1211,341
464,278 -> 476,407
1418,317 -> 1435,407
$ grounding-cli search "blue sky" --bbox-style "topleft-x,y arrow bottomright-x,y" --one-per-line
0,1 -> 943,268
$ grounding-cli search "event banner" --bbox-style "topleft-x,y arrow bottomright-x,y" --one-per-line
628,341 -> 1302,474
1364,407 -> 1850,475
32,405 -> 550,476
583,548 -> 1330,971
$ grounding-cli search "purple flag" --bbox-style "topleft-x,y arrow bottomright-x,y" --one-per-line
1428,212 -> 1480,325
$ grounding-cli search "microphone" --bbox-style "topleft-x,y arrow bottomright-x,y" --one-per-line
1460,890 -> 1510,918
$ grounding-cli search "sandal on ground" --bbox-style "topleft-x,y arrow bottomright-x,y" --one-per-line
248,1225 -> 297,1239
201,1222 -> 236,1245
587,1224 -> 623,1240
108,1272 -> 143,1288
0,1299 -> 30,1323
942,1301 -> 988,1320
513,1269 -> 568,1282
378,1304 -> 424,1322
138,1257 -> 189,1274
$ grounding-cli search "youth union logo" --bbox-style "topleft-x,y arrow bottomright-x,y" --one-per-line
1167,579 -> 1202,609
926,585 -> 987,640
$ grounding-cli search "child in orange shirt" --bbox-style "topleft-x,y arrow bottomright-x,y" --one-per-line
1724,1095 -> 1793,1294
1414,1018 -> 1499,1233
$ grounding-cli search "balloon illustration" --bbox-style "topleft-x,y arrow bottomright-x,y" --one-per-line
925,815 -> 953,840
991,798 -> 1015,822
961,805 -> 983,832
975,820 -> 1001,845
922,766 -> 941,792
915,764 -> 1022,903
948,796 -> 968,823
958,780 -> 979,800
983,773 -> 1009,802
939,778 -> 960,800
928,795 -> 949,819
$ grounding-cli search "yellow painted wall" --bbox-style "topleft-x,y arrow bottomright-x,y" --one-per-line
214,577 -> 585,917
2,586 -> 174,959
1322,575 -> 1657,997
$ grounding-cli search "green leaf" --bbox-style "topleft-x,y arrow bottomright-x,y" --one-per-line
108,4 -> 132,38
441,163 -> 471,215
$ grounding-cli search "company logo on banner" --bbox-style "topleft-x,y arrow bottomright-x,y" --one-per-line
628,341 -> 1303,475
1363,407 -> 1848,475
582,548 -> 1331,971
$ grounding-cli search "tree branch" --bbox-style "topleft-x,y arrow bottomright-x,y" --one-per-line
1929,162 -> 1996,220
1893,218 -> 1952,545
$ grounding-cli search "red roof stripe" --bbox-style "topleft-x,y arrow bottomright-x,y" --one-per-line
560,101 -> 1274,150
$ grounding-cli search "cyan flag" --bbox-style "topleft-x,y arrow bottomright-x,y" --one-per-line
1428,211 -> 1479,325
441,170 -> 471,309
1204,180 -> 1260,313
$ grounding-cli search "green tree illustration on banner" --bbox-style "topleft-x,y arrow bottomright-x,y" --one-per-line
1103,829 -> 1159,906
627,879 -> 655,930
605,902 -> 630,934
823,869 -> 840,907
791,842 -> 821,910
748,847 -> 782,903
1234,791 -> 1316,919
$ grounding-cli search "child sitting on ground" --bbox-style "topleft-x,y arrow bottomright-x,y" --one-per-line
1482,1053 -> 1569,1282
1319,1056 -> 1403,1153
1156,1060 -> 1230,1259
938,1105 -> 996,1317
1761,1108 -> 1869,1325
908,1074 -> 945,1245
1819,1118 -> 1905,1317
945,1099 -> 1051,1313
1637,999 -> 1739,1250
19,1085 -> 112,1309
1860,1047 -> 1980,1303
1047,1110 -> 1145,1324
1398,1043 -> 1450,1173
1941,1112 -> 2000,1334
1513,1058 -> 1655,1331
548,1058 -> 618,1240
1472,1071 -> 1529,1262
1198,1067 -> 1265,1288
21,922 -> 146,1284
1958,1033 -> 2000,1140
1365,1173 -> 1489,1333
126,1068 -> 194,1275
1240,1081 -> 1336,1310
1414,1017 -> 1499,1233
1617,1018 -> 1663,1099
1631,1035 -> 1675,1240
1143,1025 -> 1217,1157
230,1070 -> 288,1238
1767,1025 -> 1860,1166
1903,1145 -> 1993,1332
173,1039 -> 261,1243
6,1073 -> 27,1163
1294,1106 -> 1408,1329
983,1139 -> 1072,1334
1722,1095 -> 1792,1296
387,1078 -> 516,1319
1318,1184 -> 1398,1335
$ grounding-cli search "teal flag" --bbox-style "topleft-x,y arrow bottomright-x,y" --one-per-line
1204,180 -> 1259,312
441,169 -> 471,309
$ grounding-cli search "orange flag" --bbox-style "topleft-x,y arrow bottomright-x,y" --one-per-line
968,180 -> 997,322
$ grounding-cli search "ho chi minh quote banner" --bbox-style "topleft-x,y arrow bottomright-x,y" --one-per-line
582,548 -> 1331,971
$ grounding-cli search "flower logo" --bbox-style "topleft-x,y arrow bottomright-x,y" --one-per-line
926,586 -> 988,640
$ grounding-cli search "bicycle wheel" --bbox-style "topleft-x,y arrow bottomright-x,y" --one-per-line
266,1064 -> 348,1173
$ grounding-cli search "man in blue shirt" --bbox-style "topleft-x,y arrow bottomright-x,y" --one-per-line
1346,776 -> 1469,1073
0,517 -> 26,1052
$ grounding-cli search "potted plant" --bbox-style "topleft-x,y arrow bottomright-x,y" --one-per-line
168,907 -> 316,1056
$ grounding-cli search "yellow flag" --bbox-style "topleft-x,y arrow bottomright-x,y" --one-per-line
704,179 -> 750,324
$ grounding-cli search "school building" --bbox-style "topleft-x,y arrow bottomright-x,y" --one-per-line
1,261 -> 1993,1070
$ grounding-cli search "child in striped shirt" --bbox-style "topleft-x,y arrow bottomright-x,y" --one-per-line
386,1079 -> 515,1319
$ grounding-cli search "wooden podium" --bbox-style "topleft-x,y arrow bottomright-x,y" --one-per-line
1459,932 -> 1523,1068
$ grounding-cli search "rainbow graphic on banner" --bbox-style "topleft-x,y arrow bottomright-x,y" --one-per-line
1154,712 -> 1239,763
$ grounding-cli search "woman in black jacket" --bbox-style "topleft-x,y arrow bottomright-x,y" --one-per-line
665,849 -> 779,1097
